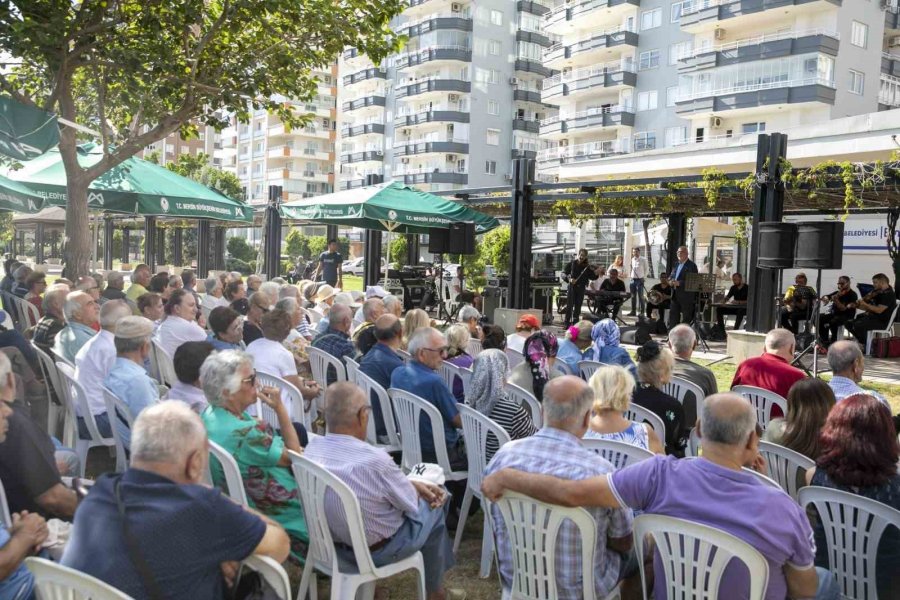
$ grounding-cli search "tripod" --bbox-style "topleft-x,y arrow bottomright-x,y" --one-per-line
685,273 -> 717,353
791,269 -> 829,376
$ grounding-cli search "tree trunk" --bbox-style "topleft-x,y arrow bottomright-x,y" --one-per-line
62,176 -> 91,279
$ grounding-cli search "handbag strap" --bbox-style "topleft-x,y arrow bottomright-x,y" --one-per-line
115,479 -> 166,600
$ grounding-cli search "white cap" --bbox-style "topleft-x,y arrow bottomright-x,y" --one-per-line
365,285 -> 388,299
333,292 -> 361,309
407,463 -> 446,486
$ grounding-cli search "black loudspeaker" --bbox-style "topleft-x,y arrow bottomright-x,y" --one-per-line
429,228 -> 449,253
794,222 -> 844,270
447,222 -> 476,255
757,222 -> 797,269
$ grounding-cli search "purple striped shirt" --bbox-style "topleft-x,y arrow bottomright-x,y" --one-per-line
304,433 -> 418,546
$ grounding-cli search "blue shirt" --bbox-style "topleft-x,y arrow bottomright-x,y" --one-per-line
0,525 -> 34,600
556,339 -> 586,373
61,468 -> 266,600
206,333 -> 245,352
828,375 -> 888,406
105,358 -> 158,449
54,322 -> 96,364
359,343 -> 405,437
390,360 -> 460,456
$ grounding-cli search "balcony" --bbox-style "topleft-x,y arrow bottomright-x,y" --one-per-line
544,0 -> 640,34
517,29 -> 553,48
394,169 -> 468,185
341,150 -> 384,164
340,179 -> 367,191
515,58 -> 555,78
542,60 -> 636,102
883,52 -> 900,78
395,79 -> 470,99
544,28 -> 639,69
267,168 -> 332,184
887,3 -> 900,32
341,123 -> 386,138
514,88 -> 543,103
680,0 -> 841,33
342,96 -> 387,112
879,74 -> 900,109
679,30 -> 840,73
540,106 -> 635,137
267,146 -> 331,161
396,46 -> 472,70
537,139 -> 631,163
343,68 -> 387,87
399,15 -> 473,37
394,110 -> 470,128
512,119 -> 541,133
518,0 -> 552,15
674,76 -> 836,115
394,139 -> 469,156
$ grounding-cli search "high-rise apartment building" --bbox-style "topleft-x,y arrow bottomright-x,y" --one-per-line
338,0 -> 558,192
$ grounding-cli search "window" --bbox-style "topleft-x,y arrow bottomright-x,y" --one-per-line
850,21 -> 868,48
485,160 -> 497,174
639,49 -> 660,70
489,40 -> 502,55
741,122 -> 766,134
488,69 -> 500,84
666,85 -> 679,107
490,9 -> 502,25
486,129 -> 500,145
849,69 -> 865,95
671,1 -> 687,22
488,100 -> 500,115
518,41 -> 543,61
637,90 -> 658,111
669,41 -> 693,65
641,8 -> 662,30
634,131 -> 656,151
665,126 -> 688,147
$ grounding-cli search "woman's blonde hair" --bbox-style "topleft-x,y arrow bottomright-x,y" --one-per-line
566,320 -> 593,343
588,365 -> 635,412
403,308 -> 431,347
444,323 -> 471,356
637,346 -> 675,388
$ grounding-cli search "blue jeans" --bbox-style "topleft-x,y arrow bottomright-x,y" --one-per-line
630,278 -> 645,313
815,567 -> 840,600
50,437 -> 81,476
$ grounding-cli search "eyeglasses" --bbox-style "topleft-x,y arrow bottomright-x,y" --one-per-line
423,346 -> 449,355
241,372 -> 257,387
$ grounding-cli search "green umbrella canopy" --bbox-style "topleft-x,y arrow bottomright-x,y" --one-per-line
279,181 -> 500,234
4,143 -> 252,223
0,96 -> 60,162
0,173 -> 46,213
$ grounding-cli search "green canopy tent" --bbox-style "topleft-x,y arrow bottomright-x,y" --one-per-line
0,173 -> 46,213
0,96 -> 60,162
279,180 -> 501,279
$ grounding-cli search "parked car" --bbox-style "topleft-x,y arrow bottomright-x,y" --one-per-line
345,257 -> 386,276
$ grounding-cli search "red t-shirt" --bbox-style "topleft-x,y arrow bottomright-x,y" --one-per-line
731,352 -> 805,414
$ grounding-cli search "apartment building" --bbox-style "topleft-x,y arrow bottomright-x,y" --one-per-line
141,124 -> 221,165
338,0 -> 559,192
537,0 -> 895,180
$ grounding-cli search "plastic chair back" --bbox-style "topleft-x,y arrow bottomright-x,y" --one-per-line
151,340 -> 177,387
663,376 -> 705,407
758,440 -> 815,501
742,467 -> 784,490
388,388 -> 467,482
732,385 -> 787,430
632,514 -> 769,600
577,360 -> 606,381
343,356 -> 360,383
208,439 -> 249,506
355,369 -> 401,452
581,438 -> 654,470
31,340 -> 65,439
467,338 -> 482,357
505,347 -> 525,370
56,361 -> 115,475
242,555 -> 291,600
799,486 -> 900,600
458,404 -> 511,496
307,345 -> 347,388
438,360 -> 463,395
25,557 -> 134,599
504,382 -> 543,430
623,404 -> 666,437
102,388 -> 134,472
18,297 -> 40,329
255,370 -> 308,429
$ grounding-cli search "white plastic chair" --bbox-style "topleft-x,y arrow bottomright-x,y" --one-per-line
25,556 -> 133,599
355,369 -> 401,453
684,427 -> 701,457
242,555 -> 292,600
758,440 -> 815,501
732,385 -> 787,431
458,366 -> 473,398
742,467 -> 784,490
17,297 -> 40,329
56,362 -> 117,477
632,514 -> 769,600
577,360 -> 606,381
290,452 -> 426,600
505,347 -> 525,370
623,403 -> 666,437
102,388 -> 133,473
663,376 -> 705,408
467,337 -> 482,357
207,439 -> 249,506
150,340 -> 177,387
0,477 -> 11,528
31,340 -> 65,439
800,486 -> 900,600
439,360 -> 465,398
491,492 -> 621,600
343,355 -> 360,383
307,345 -> 347,388
504,381 -> 543,430
581,438 -> 655,470
387,388 -> 468,484
866,300 -> 899,356
454,404 -> 511,577
255,370 -> 309,429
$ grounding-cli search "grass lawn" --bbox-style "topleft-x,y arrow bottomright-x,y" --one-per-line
341,274 -> 363,293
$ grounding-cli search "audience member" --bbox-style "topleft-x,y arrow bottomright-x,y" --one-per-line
352,298 -> 385,356
125,264 -> 152,308
479,324 -> 507,351
0,259 -> 21,293
207,306 -> 245,351
0,437 -> 45,598
147,272 -> 168,296
457,305 -> 481,340
382,294 -> 403,318
155,289 -> 206,358
508,330 -> 559,401
402,308 -> 431,348
169,341 -> 215,413
181,269 -> 197,293
54,291 -> 99,364
201,351 -> 308,558
137,292 -> 164,328
100,271 -> 127,304
483,392 -> 839,600
166,275 -> 183,295
242,292 -> 269,346
305,383 -> 462,600
257,281 -> 278,308
633,342 -> 686,456
62,401 -> 290,597
23,271 -> 46,316
310,284 -> 338,326
506,314 -> 540,354
11,265 -> 32,298
274,297 -> 311,346
227,279 -> 250,315
75,275 -> 101,303
668,324 -> 717,424
583,319 -> 637,380
246,309 -> 319,401
310,303 -> 358,385
202,276 -> 229,312
468,349 -> 537,460
31,287 -> 68,352
557,320 -> 593,373
763,378 -> 835,460
445,323 -> 473,403
485,376 -> 637,599
806,393 -> 900,598
359,314 -> 405,440
731,328 -> 805,400
826,340 -> 888,404
246,274 -> 262,293
585,365 -> 664,454
105,317 -> 159,448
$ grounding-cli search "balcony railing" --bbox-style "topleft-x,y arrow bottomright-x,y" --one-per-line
539,104 -> 633,127
538,139 -> 631,161
543,25 -> 635,58
681,0 -> 722,16
880,74 -> 900,107
393,136 -> 469,146
681,28 -> 839,59
676,76 -> 835,102
542,59 -> 635,88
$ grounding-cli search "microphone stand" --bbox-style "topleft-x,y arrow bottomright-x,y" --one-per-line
791,269 -> 829,377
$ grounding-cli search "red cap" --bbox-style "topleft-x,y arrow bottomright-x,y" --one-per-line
517,314 -> 541,329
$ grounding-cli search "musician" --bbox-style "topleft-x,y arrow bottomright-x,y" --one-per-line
627,247 -> 649,317
563,249 -> 598,326
598,268 -> 629,320
645,273 -> 673,320
715,272 -> 748,330
586,265 -> 607,293
818,275 -> 858,347
846,273 -> 897,345
778,272 -> 816,334
667,246 -> 699,329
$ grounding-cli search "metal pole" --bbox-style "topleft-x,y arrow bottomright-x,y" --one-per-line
172,229 -> 183,267
326,225 -> 338,243
508,158 -> 535,309
103,218 -> 114,270
265,185 -> 284,279
362,174 -> 384,287
406,234 -> 420,266
196,220 -> 210,277
665,214 -> 687,275
35,222 -> 44,264
122,229 -> 131,264
156,228 -> 166,267
213,227 -> 226,271
144,216 -> 156,270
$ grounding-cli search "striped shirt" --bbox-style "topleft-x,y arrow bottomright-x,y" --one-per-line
483,398 -> 537,461
304,433 -> 418,546
485,427 -> 633,599
828,376 -> 888,406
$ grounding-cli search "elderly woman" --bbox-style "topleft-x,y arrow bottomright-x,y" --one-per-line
632,341 -> 686,456
274,297 -> 312,346
585,365 -> 664,454
557,320 -> 593,374
468,349 -> 537,460
246,308 -> 319,405
506,314 -> 540,354
200,350 -> 308,559
24,271 -> 47,317
584,319 -> 636,379
207,306 -> 245,351
402,308 -> 431,349
155,289 -> 207,357
444,324 -> 473,404
148,272 -> 172,300
508,331 -> 558,401
480,324 -> 507,351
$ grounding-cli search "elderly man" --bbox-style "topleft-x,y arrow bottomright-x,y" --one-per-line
483,392 -> 839,600
359,314 -> 405,440
125,263 -> 152,309
74,300 -> 132,440
668,324 -> 717,424
202,276 -> 229,312
11,265 -> 32,298
100,271 -> 127,304
0,351 -> 79,520
75,276 -> 101,303
779,272 -> 817,334
62,401 -> 289,597
226,280 -> 249,315
353,297 -> 385,356
731,328 -> 805,400
259,281 -> 280,308
31,286 -> 69,353
667,245 -> 699,329
305,383 -> 461,600
485,376 -> 637,600
54,291 -> 99,364
457,305 -> 481,340
826,341 -> 888,404
246,274 -> 262,293
383,294 -> 403,318
181,269 -> 197,293
169,341 -> 215,413
353,286 -> 386,328
311,303 -> 358,385
105,317 -> 159,449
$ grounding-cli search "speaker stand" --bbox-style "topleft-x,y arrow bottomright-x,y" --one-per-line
791,269 -> 829,377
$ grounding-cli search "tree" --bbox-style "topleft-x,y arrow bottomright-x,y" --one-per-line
478,225 -> 510,276
0,0 -> 405,278
165,151 -> 244,200
226,236 -> 255,262
284,229 -> 309,262
388,235 -> 407,269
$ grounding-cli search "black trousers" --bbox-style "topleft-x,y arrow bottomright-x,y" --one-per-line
716,306 -> 746,330
646,300 -> 671,319
818,313 -> 854,345
565,286 -> 586,326
779,308 -> 808,334
668,291 -> 696,329
847,315 -> 887,345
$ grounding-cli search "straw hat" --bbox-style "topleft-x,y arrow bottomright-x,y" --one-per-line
314,284 -> 339,303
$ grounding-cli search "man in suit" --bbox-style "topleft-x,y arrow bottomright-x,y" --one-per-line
668,246 -> 699,329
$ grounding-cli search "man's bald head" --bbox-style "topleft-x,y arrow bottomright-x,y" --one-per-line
543,375 -> 593,432
700,393 -> 756,446
324,382 -> 368,435
373,313 -> 402,342
329,302 -> 352,331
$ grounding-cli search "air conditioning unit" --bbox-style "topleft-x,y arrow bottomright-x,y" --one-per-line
711,116 -> 723,128
504,174 -> 513,182
509,77 -> 519,85
402,158 -> 410,164
714,28 -> 726,40
891,36 -> 900,47
559,139 -> 569,147
451,2 -> 462,11
447,154 -> 457,161
449,94 -> 460,102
